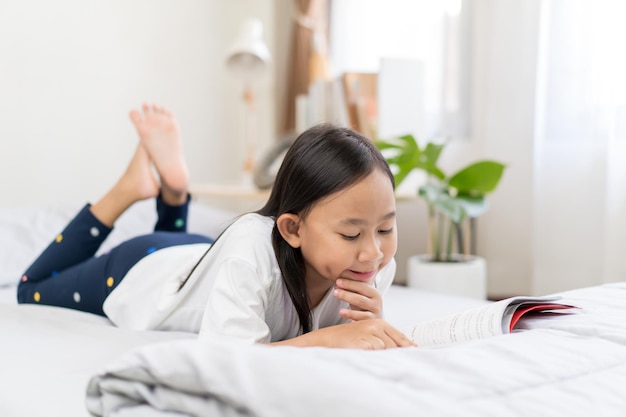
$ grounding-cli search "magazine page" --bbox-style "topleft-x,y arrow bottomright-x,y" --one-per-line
403,299 -> 512,348
403,295 -> 571,348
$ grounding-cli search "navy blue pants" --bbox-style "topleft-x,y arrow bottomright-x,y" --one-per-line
17,196 -> 213,316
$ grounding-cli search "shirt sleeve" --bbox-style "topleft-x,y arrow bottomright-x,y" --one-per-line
198,257 -> 273,344
376,257 -> 397,295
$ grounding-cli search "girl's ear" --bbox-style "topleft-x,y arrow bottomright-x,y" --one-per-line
276,213 -> 302,248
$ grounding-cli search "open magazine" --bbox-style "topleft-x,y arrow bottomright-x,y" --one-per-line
404,295 -> 579,348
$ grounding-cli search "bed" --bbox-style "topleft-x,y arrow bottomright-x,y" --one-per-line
1,201 -> 626,417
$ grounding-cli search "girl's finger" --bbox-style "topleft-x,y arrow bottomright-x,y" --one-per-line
339,308 -> 375,321
384,326 -> 417,348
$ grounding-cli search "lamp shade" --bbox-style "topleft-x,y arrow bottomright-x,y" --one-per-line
225,18 -> 271,84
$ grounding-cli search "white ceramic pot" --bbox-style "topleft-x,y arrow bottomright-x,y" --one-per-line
407,254 -> 487,300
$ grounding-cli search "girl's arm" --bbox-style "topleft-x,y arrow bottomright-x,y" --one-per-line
269,319 -> 415,349
333,278 -> 383,321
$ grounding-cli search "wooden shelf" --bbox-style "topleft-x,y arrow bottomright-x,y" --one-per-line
189,183 -> 271,200
190,183 -> 415,202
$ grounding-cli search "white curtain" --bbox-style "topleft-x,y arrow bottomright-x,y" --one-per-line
533,0 -> 626,293
327,0 -> 626,295
326,0 -> 472,283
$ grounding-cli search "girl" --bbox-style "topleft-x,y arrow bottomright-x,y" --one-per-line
18,104 -> 413,350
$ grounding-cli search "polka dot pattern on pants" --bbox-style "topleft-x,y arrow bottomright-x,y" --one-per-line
106,277 -> 114,287
175,218 -> 185,228
55,234 -> 63,243
34,292 -> 41,302
90,227 -> 100,237
73,292 -> 81,303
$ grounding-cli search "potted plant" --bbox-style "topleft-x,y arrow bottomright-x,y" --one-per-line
375,134 -> 506,299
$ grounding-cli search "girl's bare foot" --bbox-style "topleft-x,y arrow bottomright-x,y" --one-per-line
116,145 -> 160,201
90,145 -> 159,227
129,103 -> 189,205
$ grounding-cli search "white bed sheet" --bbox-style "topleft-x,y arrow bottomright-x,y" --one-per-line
0,284 -> 15,305
0,284 -> 485,417
0,303 -> 195,417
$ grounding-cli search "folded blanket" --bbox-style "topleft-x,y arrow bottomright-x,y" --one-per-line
86,283 -> 626,417
86,338 -> 423,417
87,334 -> 626,417
86,339 -> 255,417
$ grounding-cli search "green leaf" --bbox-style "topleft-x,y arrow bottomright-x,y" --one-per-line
378,134 -> 507,261
376,135 -> 418,187
375,135 -> 447,186
419,184 -> 466,223
418,183 -> 442,205
448,160 -> 506,195
374,140 -> 404,152
435,197 -> 466,224
421,143 -> 446,180
456,193 -> 487,218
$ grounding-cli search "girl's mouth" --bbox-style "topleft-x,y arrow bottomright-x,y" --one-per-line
345,270 -> 376,282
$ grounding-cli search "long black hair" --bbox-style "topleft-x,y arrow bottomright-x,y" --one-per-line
256,123 -> 394,333
178,124 -> 394,334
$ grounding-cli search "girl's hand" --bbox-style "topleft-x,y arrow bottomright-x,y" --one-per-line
326,319 -> 416,349
271,319 -> 416,349
333,278 -> 383,321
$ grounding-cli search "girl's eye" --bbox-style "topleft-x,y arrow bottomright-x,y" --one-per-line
378,228 -> 394,235
341,233 -> 359,241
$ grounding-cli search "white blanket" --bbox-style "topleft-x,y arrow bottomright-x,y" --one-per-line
86,283 -> 626,417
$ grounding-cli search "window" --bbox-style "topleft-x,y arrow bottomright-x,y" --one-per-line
328,0 -> 471,140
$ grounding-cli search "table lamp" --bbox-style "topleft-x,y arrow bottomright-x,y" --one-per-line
225,18 -> 271,184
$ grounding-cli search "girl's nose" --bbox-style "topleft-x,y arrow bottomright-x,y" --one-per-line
358,236 -> 384,263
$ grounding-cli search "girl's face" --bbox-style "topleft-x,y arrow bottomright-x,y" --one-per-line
295,169 -> 397,293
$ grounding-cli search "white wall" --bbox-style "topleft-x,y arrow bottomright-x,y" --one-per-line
387,1 -> 543,294
0,0 -> 589,297
470,0 -> 541,297
368,1 -> 544,292
0,0 -> 276,207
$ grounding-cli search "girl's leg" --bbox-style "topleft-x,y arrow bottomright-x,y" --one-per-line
155,192 -> 190,232
90,145 -> 159,228
17,231 -> 212,315
17,103 -> 208,314
19,143 -> 157,284
129,103 -> 192,233
17,121 -> 160,307
19,205 -> 112,285
129,103 -> 188,208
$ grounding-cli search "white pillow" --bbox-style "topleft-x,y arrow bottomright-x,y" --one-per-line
0,200 -> 236,287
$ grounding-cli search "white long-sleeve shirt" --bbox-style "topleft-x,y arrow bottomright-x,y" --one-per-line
103,213 -> 396,343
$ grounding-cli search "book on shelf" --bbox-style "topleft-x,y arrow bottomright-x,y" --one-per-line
403,295 -> 579,348
296,77 -> 351,134
295,72 -> 379,140
341,72 -> 377,138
